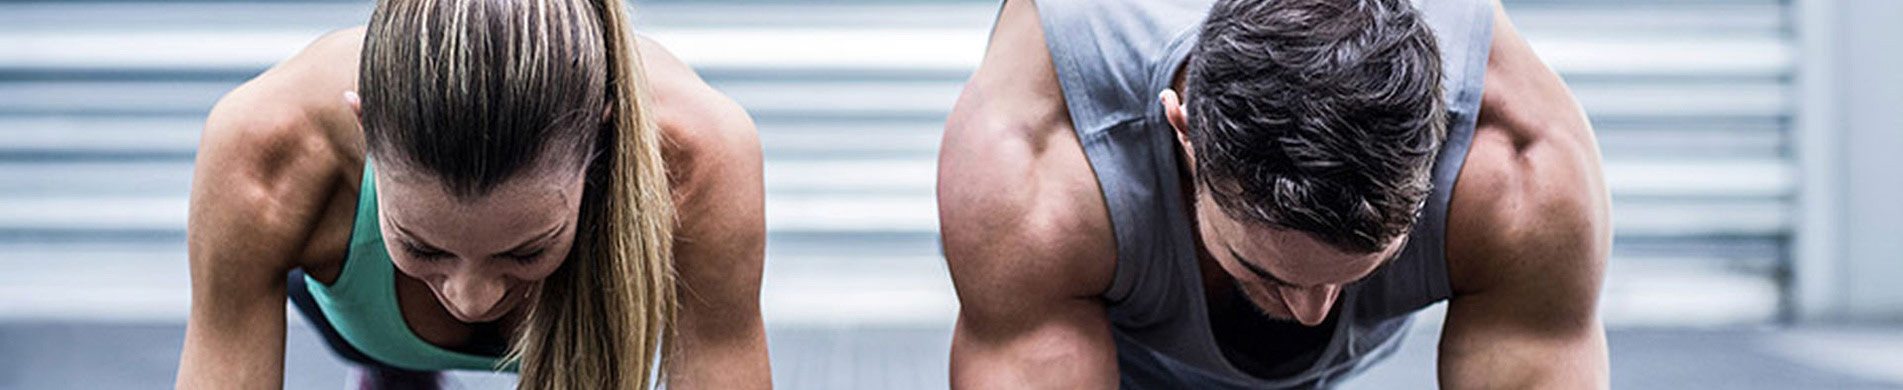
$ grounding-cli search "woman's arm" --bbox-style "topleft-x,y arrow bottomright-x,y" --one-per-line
176,92 -> 347,389
640,36 -> 773,389
176,29 -> 363,389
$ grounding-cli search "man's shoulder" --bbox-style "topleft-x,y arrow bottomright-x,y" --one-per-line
1445,3 -> 1610,296
937,121 -> 1117,302
1444,116 -> 1610,297
938,106 -> 1116,303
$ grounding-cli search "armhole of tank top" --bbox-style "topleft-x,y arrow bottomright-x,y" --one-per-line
311,161 -> 380,293
1424,0 -> 1497,302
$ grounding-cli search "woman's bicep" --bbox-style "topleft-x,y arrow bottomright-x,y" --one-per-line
176,99 -> 338,388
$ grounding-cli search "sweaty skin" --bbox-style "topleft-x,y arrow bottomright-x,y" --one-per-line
177,27 -> 771,389
938,1 -> 1610,389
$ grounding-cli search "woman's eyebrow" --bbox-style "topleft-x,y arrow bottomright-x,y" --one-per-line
497,223 -> 565,255
389,220 -> 442,249
388,220 -> 563,255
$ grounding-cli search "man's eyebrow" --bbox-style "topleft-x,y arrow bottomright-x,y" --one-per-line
1228,246 -> 1303,288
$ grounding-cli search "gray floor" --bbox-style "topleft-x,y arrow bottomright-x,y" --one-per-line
4,319 -> 1902,389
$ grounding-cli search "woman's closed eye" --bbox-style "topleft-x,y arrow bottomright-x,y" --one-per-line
401,242 -> 452,260
504,248 -> 548,264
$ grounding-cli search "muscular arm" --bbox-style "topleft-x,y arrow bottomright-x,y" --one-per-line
942,1 -> 1120,388
1438,2 -> 1611,388
640,37 -> 772,389
176,30 -> 361,389
940,120 -> 1119,390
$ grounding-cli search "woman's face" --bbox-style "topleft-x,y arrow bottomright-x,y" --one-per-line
375,162 -> 587,323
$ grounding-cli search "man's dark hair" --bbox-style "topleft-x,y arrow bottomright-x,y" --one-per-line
1185,0 -> 1446,253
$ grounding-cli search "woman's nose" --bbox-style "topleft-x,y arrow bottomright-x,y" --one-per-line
441,274 -> 508,320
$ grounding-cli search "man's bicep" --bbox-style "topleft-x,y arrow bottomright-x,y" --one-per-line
1439,187 -> 1610,389
940,187 -> 1118,389
950,288 -> 1118,389
1437,288 -> 1608,389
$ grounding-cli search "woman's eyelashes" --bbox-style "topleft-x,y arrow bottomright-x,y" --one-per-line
401,242 -> 451,260
398,239 -> 548,264
504,248 -> 547,264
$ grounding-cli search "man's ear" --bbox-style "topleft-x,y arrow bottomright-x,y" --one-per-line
1161,90 -> 1196,161
343,91 -> 362,116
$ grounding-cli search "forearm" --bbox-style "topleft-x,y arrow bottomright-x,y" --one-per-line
176,297 -> 290,389
1438,330 -> 1608,389
665,325 -> 771,389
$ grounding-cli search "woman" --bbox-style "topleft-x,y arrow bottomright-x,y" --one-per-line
174,0 -> 769,388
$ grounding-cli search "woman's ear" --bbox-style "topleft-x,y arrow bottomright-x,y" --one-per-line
343,91 -> 362,116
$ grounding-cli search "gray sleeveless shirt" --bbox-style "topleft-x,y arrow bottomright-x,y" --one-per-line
1034,0 -> 1494,387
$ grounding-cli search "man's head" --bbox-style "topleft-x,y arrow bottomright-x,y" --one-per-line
1161,0 -> 1446,325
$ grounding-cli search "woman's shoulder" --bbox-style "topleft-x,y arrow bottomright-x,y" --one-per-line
203,26 -> 368,171
192,27 -> 373,277
194,26 -> 369,246
634,35 -> 762,183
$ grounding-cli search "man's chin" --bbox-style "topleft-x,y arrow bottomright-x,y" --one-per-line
1241,298 -> 1300,324
1254,308 -> 1305,325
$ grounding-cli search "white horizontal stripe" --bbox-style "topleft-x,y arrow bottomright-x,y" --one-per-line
1605,160 -> 1793,197
1612,201 -> 1788,236
1527,35 -> 1793,76
0,118 -> 202,152
766,195 -> 939,233
653,28 -> 984,72
0,196 -> 186,231
718,80 -> 963,114
1572,82 -> 1788,117
766,160 -> 935,194
0,28 -> 1789,78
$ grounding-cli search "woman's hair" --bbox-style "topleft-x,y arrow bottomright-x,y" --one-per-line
358,0 -> 676,387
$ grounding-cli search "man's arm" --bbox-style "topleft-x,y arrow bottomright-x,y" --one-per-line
640,36 -> 773,389
1438,2 -> 1612,388
939,117 -> 1120,389
941,2 -> 1121,387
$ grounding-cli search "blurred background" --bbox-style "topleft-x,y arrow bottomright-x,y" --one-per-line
2,0 -> 1901,388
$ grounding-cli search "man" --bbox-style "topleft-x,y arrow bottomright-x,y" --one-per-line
938,0 -> 1609,388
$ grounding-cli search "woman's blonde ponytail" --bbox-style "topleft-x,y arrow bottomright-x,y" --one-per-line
505,0 -> 676,388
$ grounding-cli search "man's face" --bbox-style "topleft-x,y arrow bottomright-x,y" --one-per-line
1163,88 -> 1411,326
1189,188 -> 1405,326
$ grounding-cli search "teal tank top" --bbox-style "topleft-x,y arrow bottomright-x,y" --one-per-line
302,161 -> 516,372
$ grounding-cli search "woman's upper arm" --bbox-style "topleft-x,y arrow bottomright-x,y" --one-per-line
658,77 -> 771,389
176,90 -> 342,389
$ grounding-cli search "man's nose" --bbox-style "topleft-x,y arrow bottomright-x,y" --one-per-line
1281,284 -> 1340,326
